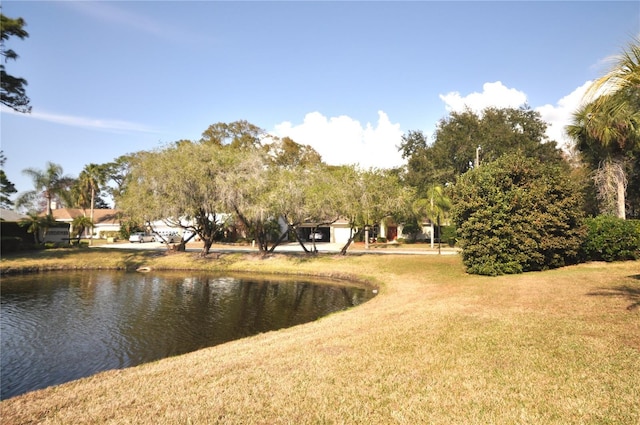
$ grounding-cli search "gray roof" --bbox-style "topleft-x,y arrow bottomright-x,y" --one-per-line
0,208 -> 28,222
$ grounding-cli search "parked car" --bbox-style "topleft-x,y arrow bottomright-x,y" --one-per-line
309,232 -> 323,241
155,232 -> 181,243
129,232 -> 155,243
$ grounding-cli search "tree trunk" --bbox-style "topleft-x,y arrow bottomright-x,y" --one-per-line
293,230 -> 312,254
430,222 -> 435,249
45,191 -> 53,217
194,209 -> 219,257
437,216 -> 441,255
200,238 -> 213,256
268,227 -> 291,253
175,232 -> 196,252
89,187 -> 95,246
616,174 -> 626,220
595,159 -> 627,219
310,226 -> 318,253
340,227 -> 361,255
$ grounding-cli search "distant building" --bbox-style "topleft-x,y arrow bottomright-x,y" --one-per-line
49,208 -> 121,239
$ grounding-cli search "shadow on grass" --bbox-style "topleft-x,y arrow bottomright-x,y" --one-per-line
588,280 -> 640,311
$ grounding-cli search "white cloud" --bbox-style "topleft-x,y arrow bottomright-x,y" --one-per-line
63,2 -> 214,45
534,81 -> 591,150
271,111 -> 404,169
439,81 -> 528,114
0,106 -> 158,134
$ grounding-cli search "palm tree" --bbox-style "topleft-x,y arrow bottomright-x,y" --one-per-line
585,37 -> 640,106
19,212 -> 55,244
77,163 -> 107,245
567,37 -> 640,219
18,162 -> 73,216
71,215 -> 94,245
413,185 -> 452,254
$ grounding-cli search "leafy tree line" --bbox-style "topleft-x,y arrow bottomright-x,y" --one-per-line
1,122 -> 409,255
117,123 -> 412,256
5,94 -> 636,264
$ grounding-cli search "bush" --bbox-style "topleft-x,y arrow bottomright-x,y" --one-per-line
101,231 -> 120,240
451,153 -> 586,276
582,216 -> 640,261
400,220 -> 421,242
440,225 -> 457,247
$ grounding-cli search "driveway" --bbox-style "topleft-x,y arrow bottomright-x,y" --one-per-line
97,241 -> 460,255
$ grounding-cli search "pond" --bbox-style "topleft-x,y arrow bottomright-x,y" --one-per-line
0,271 -> 376,400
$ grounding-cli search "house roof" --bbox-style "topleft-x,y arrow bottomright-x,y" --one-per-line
50,208 -> 122,225
0,208 -> 28,222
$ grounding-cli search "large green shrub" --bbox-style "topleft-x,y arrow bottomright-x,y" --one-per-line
451,153 -> 586,276
582,216 -> 640,261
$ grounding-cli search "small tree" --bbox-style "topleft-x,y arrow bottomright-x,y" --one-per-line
451,153 -> 586,275
19,212 -> 55,244
75,163 -> 108,245
71,215 -> 93,244
413,185 -> 452,253
118,145 -> 223,256
336,167 -> 413,254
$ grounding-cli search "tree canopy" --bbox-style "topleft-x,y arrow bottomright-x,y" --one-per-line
399,106 -> 564,192
199,120 -> 264,149
1,12 -> 30,113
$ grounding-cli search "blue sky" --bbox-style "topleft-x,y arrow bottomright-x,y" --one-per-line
1,1 -> 639,201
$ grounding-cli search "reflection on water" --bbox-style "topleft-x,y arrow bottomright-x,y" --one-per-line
0,271 -> 375,400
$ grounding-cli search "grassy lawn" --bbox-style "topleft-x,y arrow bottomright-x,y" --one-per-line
1,249 -> 638,424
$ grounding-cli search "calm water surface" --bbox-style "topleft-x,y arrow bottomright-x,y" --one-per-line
0,271 -> 375,400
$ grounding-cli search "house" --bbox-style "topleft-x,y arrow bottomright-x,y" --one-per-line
295,217 -> 434,245
1,208 -> 72,246
0,208 -> 31,250
379,217 -> 435,242
49,208 -> 122,239
44,208 -> 436,246
0,208 -> 28,223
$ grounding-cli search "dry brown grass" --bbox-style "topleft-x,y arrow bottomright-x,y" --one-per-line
1,250 -> 639,424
